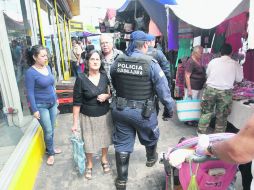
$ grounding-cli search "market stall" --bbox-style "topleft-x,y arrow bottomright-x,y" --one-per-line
227,80 -> 254,129
227,100 -> 254,129
116,0 -> 254,189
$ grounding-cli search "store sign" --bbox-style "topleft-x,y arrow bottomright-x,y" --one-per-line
70,20 -> 84,32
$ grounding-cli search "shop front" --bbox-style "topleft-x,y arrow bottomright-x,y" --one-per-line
0,0 -> 79,189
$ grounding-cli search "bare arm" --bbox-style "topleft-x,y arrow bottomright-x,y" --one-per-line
76,45 -> 83,65
185,71 -> 192,96
235,63 -> 243,82
77,54 -> 81,65
72,105 -> 81,132
212,114 -> 254,164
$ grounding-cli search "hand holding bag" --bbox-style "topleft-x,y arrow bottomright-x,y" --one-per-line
70,133 -> 86,175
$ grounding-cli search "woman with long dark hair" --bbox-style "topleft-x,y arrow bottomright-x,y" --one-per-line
25,45 -> 61,166
72,50 -> 113,180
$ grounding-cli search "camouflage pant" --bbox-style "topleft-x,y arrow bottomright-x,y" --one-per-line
198,86 -> 233,134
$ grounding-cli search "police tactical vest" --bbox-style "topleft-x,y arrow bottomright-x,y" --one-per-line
147,48 -> 159,61
114,54 -> 153,100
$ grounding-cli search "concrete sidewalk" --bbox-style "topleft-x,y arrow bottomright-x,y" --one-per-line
34,111 -> 242,190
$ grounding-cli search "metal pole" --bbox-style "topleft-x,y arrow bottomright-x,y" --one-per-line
64,14 -> 71,73
54,0 -> 66,80
165,5 -> 169,52
35,0 -> 45,46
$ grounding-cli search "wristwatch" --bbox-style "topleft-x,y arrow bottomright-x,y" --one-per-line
207,144 -> 214,155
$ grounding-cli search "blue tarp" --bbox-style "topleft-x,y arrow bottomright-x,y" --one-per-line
155,0 -> 176,4
117,0 -> 176,37
118,0 -> 248,32
118,0 -> 134,12
117,0 -> 247,35
71,31 -> 100,38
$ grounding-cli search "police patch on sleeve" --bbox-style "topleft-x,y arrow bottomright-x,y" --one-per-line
159,70 -> 165,77
117,62 -> 143,75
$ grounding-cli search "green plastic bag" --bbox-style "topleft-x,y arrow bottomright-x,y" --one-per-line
187,161 -> 200,190
70,134 -> 86,175
187,174 -> 199,190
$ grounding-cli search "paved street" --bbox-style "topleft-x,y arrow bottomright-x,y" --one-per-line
34,107 -> 242,190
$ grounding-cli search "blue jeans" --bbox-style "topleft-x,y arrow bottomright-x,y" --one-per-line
36,102 -> 58,156
71,61 -> 79,77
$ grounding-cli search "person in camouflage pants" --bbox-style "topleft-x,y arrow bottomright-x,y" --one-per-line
197,86 -> 233,134
197,43 -> 243,134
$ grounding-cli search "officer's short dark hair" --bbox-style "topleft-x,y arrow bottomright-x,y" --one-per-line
86,44 -> 95,53
134,40 -> 146,49
220,43 -> 232,56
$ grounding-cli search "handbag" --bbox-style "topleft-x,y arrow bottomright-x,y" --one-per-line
176,99 -> 201,121
70,133 -> 86,175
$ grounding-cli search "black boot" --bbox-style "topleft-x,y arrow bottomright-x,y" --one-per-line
145,143 -> 158,167
115,152 -> 130,190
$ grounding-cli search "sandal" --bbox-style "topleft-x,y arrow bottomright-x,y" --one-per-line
101,162 -> 111,174
54,148 -> 62,154
47,156 -> 54,166
85,168 -> 92,180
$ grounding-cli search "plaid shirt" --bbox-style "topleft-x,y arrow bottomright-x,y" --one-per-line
101,48 -> 123,78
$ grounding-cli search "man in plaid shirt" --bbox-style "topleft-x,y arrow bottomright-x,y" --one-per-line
100,34 -> 123,98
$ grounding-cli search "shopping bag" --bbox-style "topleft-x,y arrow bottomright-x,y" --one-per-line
70,134 -> 86,175
176,99 -> 201,121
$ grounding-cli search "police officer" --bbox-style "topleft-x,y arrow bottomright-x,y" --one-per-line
110,31 -> 174,190
146,34 -> 172,120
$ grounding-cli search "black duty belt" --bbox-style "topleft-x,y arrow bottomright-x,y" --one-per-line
126,100 -> 145,109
